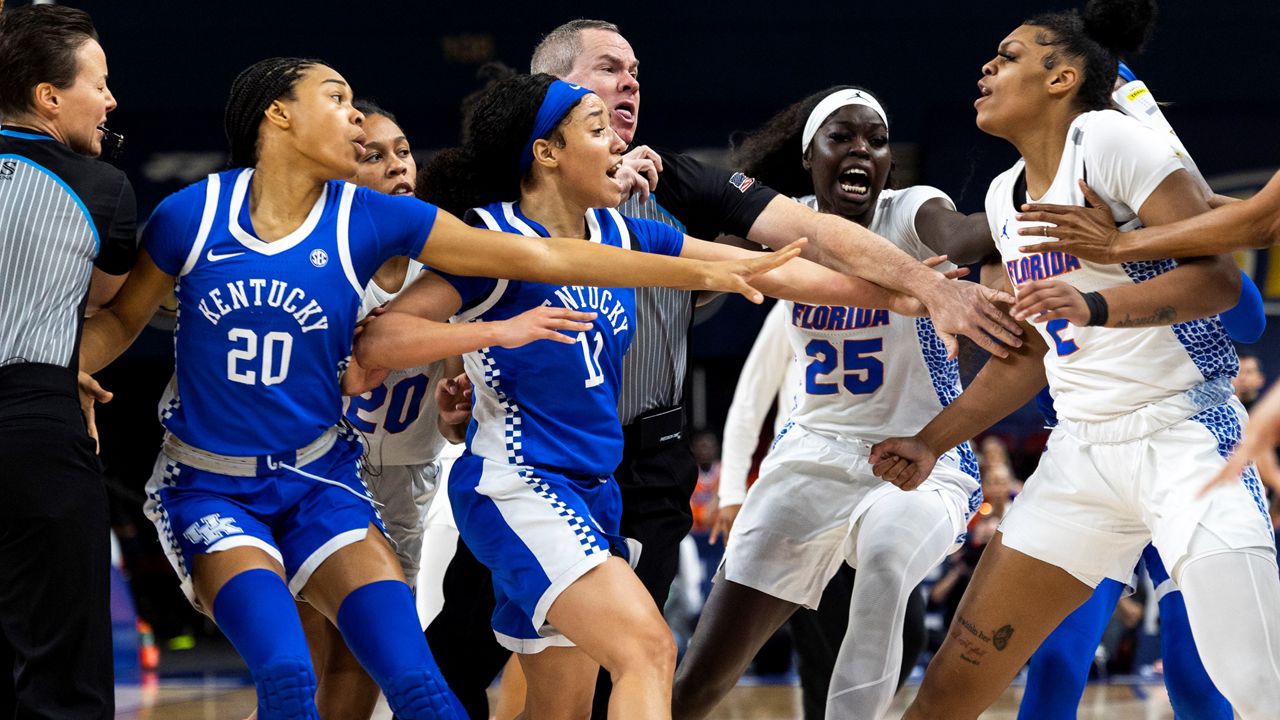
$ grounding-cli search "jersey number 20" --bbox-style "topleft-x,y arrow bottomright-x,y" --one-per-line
804,338 -> 884,395
227,328 -> 292,385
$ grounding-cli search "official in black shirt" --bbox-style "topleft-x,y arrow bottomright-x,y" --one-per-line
0,7 -> 136,718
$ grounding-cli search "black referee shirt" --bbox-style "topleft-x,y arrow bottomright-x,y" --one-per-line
0,125 -> 137,371
617,148 -> 777,424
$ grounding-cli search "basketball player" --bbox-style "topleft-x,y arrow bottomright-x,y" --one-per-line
869,3 -> 1280,717
355,74 -> 957,720
672,87 -> 993,720
1014,61 -> 1263,720
281,99 -> 466,720
75,58 -> 802,720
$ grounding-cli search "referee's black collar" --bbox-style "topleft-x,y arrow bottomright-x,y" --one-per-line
0,125 -> 57,142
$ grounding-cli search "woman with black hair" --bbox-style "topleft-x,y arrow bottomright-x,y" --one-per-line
76,57 -> 798,720
356,72 -> 946,719
671,86 -> 992,720
870,2 -> 1280,717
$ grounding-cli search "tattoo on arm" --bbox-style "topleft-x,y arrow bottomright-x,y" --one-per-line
1114,305 -> 1176,328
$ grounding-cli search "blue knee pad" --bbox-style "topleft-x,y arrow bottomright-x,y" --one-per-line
336,580 -> 466,720
212,569 -> 318,720
1018,579 -> 1124,720
1143,548 -> 1233,720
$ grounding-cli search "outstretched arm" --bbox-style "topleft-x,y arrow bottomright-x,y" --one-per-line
352,271 -> 595,377
416,210 -> 800,305
80,251 -> 176,374
678,236 -> 1005,316
745,196 -> 1023,358
1017,174 -> 1280,262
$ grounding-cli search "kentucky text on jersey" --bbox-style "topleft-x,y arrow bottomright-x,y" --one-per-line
543,285 -> 629,335
196,278 -> 330,333
1005,251 -> 1082,287
791,303 -> 890,332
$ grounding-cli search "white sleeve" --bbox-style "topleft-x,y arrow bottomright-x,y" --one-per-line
1084,112 -> 1184,216
719,302 -> 792,506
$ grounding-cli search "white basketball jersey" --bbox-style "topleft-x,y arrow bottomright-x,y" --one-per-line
986,110 -> 1238,424
342,260 -> 448,466
784,188 -> 972,453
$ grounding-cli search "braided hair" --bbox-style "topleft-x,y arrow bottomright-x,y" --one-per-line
731,85 -> 892,199
1025,0 -> 1157,111
223,57 -> 326,168
418,72 -> 580,217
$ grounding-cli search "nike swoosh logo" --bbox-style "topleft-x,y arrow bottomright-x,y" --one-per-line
206,249 -> 244,262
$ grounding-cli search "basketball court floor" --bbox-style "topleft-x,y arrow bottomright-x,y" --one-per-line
114,679 -> 1177,719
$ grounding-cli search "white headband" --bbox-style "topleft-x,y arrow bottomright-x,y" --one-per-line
800,89 -> 889,156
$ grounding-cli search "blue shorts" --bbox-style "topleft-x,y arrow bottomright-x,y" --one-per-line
144,431 -> 385,609
449,453 -> 634,654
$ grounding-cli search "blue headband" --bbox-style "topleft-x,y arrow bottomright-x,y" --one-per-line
518,80 -> 595,175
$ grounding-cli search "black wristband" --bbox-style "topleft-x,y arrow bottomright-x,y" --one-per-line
1081,291 -> 1109,327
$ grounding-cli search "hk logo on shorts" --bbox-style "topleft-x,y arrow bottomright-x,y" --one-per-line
183,513 -> 244,545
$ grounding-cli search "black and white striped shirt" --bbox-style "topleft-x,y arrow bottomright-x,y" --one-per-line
0,126 -> 137,370
615,149 -> 777,425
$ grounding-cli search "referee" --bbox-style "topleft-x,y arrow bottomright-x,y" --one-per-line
0,6 -> 136,718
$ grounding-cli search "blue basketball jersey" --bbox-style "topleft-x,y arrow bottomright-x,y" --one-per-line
143,168 -> 438,456
438,201 -> 684,477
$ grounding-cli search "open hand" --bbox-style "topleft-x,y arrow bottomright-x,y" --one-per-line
493,307 -> 597,349
1017,180 -> 1122,263
695,239 -> 806,303
924,280 -> 1021,360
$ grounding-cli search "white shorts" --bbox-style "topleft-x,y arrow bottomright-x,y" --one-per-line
365,461 -> 441,587
1000,395 -> 1274,588
722,423 -> 981,609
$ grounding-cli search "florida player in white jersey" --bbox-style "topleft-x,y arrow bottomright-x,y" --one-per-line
671,87 -> 1001,720
869,4 -> 1280,718
75,58 -> 818,720
355,74 -> 944,720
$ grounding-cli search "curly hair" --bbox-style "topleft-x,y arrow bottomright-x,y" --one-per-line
731,85 -> 890,199
1025,0 -> 1157,111
224,57 -> 326,168
418,72 -> 587,217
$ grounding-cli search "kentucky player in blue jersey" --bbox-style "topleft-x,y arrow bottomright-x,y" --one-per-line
76,58 -> 809,720
355,74 -> 946,719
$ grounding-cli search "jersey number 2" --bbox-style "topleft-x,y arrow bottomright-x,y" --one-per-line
227,328 -> 292,386
1045,319 -> 1080,356
804,338 -> 884,395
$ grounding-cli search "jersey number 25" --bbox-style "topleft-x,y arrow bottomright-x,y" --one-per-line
804,338 -> 884,395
